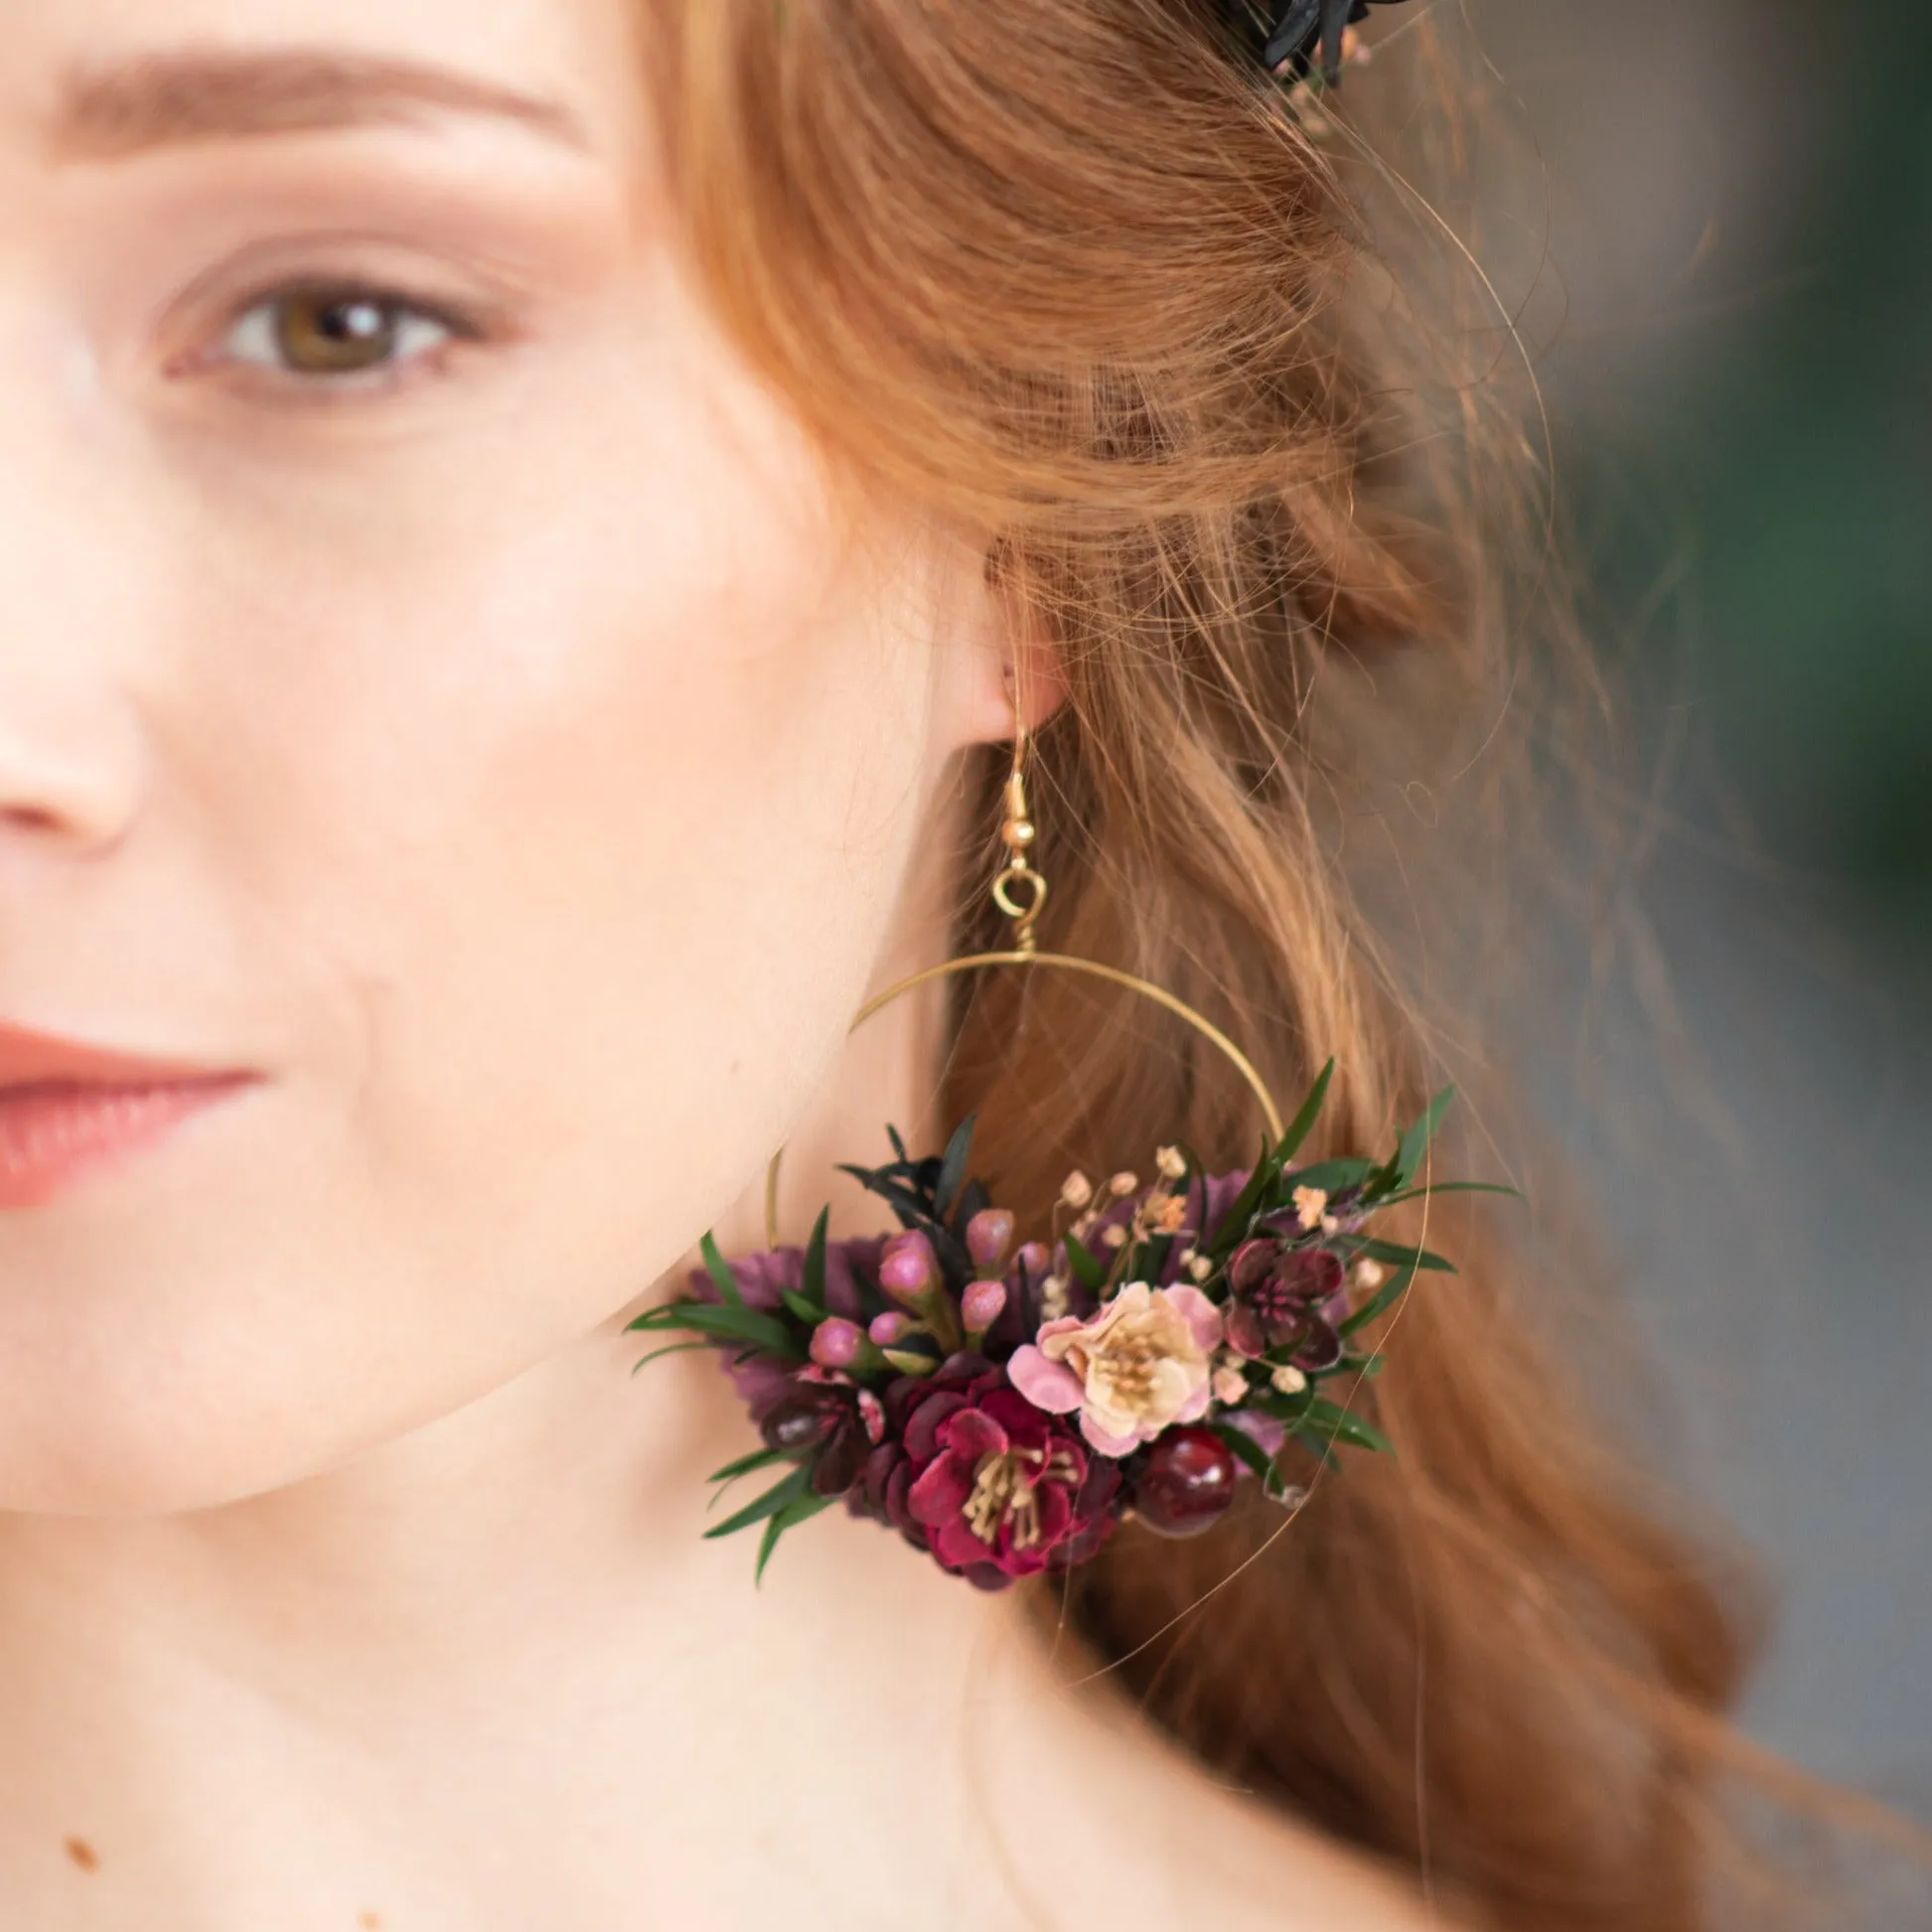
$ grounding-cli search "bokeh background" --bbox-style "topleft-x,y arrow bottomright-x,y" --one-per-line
1457,0 -> 1932,1812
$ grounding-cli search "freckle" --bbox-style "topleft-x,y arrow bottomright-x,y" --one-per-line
360,1913 -> 382,1930
65,1837 -> 100,1872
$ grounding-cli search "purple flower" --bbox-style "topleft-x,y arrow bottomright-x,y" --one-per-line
756,1372 -> 883,1499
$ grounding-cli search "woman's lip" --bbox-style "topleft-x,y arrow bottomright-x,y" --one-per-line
0,1075 -> 258,1211
0,1020 -> 241,1091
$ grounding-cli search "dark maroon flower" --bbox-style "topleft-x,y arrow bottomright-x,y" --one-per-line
757,1375 -> 881,1499
851,1358 -> 1120,1590
1225,1239 -> 1347,1370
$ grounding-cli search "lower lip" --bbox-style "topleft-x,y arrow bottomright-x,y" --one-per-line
0,1077 -> 256,1210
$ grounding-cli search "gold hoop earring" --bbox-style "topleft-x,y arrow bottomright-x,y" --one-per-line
632,677 -> 1488,1590
762,705 -> 1283,1248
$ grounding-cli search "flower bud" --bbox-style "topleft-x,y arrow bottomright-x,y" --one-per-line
878,1230 -> 937,1304
1108,1171 -> 1139,1199
1059,1170 -> 1094,1212
962,1279 -> 1008,1335
1016,1241 -> 1052,1278
1155,1145 -> 1188,1182
966,1209 -> 1015,1274
810,1318 -> 862,1371
868,1310 -> 912,1348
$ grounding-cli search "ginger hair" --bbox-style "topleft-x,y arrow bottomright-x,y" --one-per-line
635,2 -> 1894,1924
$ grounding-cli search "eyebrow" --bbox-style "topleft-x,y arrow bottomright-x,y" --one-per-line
53,48 -> 592,161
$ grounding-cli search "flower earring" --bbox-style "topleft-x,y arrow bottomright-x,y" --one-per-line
630,692 -> 1496,1588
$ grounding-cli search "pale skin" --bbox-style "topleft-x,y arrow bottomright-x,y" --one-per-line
0,0 -> 1441,1924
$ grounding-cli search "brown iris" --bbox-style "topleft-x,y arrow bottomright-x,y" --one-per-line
270,291 -> 406,375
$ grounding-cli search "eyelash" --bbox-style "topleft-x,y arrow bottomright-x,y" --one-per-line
210,282 -> 486,393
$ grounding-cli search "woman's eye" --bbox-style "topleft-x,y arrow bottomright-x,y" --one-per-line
220,288 -> 463,381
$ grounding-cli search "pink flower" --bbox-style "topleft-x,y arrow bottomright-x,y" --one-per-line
1008,1282 -> 1223,1456
906,1383 -> 1113,1582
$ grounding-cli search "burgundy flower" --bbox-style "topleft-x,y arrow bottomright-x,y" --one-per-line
852,1359 -> 1119,1590
757,1373 -> 883,1499
1224,1239 -> 1348,1370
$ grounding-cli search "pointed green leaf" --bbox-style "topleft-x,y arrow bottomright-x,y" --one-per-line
1392,1085 -> 1456,1191
699,1230 -> 745,1309
753,1492 -> 833,1586
1205,1139 -> 1277,1257
933,1115 -> 976,1219
708,1445 -> 785,1485
704,1464 -> 812,1542
1338,1263 -> 1415,1337
1280,1156 -> 1377,1197
1374,1181 -> 1521,1209
801,1206 -> 830,1308
1062,1234 -> 1107,1295
1342,1236 -> 1456,1274
1273,1058 -> 1336,1166
886,1124 -> 910,1162
781,1290 -> 826,1328
1212,1421 -> 1279,1485
629,1340 -> 714,1376
1295,1397 -> 1393,1456
632,1301 -> 801,1358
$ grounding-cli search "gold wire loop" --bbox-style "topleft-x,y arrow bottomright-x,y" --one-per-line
990,865 -> 1049,949
761,951 -> 1284,1250
759,677 -> 1282,1248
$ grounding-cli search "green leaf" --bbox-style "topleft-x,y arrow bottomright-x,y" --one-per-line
1281,1156 -> 1377,1197
1338,1263 -> 1415,1337
754,1492 -> 833,1586
801,1206 -> 830,1308
1062,1234 -> 1108,1295
633,1300 -> 801,1359
781,1290 -> 826,1328
629,1340 -> 714,1376
1212,1421 -> 1279,1485
886,1124 -> 910,1162
699,1230 -> 745,1309
1205,1139 -> 1276,1257
1273,1058 -> 1336,1166
704,1464 -> 813,1542
1375,1180 -> 1521,1208
933,1115 -> 976,1219
1391,1085 -> 1456,1191
1342,1236 -> 1457,1274
708,1445 -> 785,1484
1295,1397 -> 1393,1456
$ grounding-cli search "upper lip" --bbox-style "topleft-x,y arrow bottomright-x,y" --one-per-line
0,1022 -> 250,1094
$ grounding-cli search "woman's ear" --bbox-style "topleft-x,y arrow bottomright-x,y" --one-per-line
957,544 -> 1070,747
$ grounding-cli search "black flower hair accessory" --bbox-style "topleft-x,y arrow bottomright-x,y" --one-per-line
1222,0 -> 1410,83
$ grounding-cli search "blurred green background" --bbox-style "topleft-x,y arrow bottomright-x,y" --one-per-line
1464,0 -> 1932,1820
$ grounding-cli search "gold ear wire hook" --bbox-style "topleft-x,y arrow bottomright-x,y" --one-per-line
991,688 -> 1048,954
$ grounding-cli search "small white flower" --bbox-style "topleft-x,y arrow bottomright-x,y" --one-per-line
1041,1274 -> 1072,1321
1354,1259 -> 1387,1290
1188,1254 -> 1215,1283
1212,1365 -> 1249,1407
1101,1224 -> 1129,1251
1291,1185 -> 1330,1232
1155,1145 -> 1188,1182
1108,1171 -> 1140,1199
1271,1365 -> 1309,1396
1060,1171 -> 1095,1212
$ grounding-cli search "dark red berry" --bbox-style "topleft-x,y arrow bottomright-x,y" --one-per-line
1132,1426 -> 1238,1539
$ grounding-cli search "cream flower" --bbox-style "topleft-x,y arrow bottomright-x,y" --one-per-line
1009,1282 -> 1223,1456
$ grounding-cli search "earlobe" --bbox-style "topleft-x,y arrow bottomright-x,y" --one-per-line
971,549 -> 1069,746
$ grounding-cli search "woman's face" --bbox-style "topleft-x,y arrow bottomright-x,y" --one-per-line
0,0 -> 1008,1512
